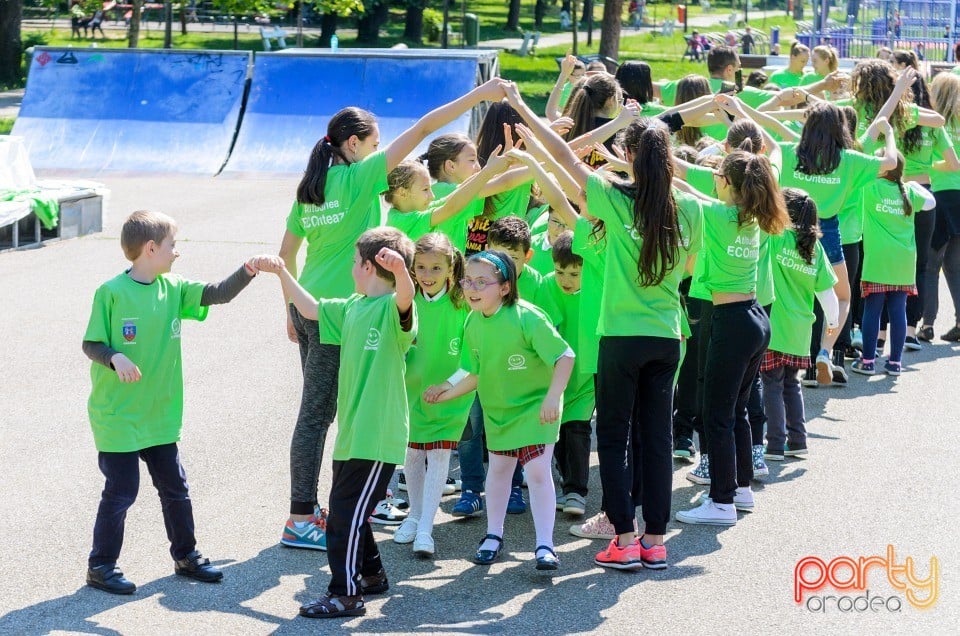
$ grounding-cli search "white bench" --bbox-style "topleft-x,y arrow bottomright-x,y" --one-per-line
260,26 -> 288,51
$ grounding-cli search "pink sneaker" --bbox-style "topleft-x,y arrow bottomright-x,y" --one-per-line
638,537 -> 667,570
594,538 -> 644,571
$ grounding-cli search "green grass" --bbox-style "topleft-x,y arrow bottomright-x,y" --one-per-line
0,118 -> 15,135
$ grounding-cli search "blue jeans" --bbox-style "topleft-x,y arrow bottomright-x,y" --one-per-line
458,396 -> 522,493
90,443 -> 196,567
819,215 -> 845,265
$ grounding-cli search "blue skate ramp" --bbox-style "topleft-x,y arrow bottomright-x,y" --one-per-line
13,48 -> 250,175
224,50 -> 496,174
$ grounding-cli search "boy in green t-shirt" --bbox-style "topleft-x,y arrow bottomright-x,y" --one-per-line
546,233 -> 595,518
254,227 -> 417,619
82,210 -> 264,594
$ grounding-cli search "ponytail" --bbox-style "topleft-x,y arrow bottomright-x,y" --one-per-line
782,188 -> 821,265
564,74 -> 621,141
297,107 -> 377,205
882,152 -> 913,216
721,150 -> 789,235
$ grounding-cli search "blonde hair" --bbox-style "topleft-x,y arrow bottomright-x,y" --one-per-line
931,72 -> 960,128
385,161 -> 430,206
121,210 -> 176,261
812,45 -> 839,73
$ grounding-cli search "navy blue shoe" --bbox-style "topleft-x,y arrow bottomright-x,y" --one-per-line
535,545 -> 560,571
506,486 -> 527,514
472,534 -> 504,565
452,490 -> 483,518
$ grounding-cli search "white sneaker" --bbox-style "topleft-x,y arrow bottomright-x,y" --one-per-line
676,499 -> 737,525
700,487 -> 754,511
393,517 -> 418,543
443,478 -> 461,496
369,499 -> 408,525
413,533 -> 435,557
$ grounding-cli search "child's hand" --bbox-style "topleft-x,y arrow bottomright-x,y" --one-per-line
423,382 -> 452,404
514,123 -> 548,158
715,93 -> 747,119
876,116 -> 894,137
615,99 -> 642,124
375,247 -> 409,276
559,54 -> 578,78
504,148 -> 534,165
251,255 -> 285,274
503,81 -> 523,108
478,78 -> 508,102
549,116 -> 574,136
111,353 -> 142,383
540,394 -> 561,424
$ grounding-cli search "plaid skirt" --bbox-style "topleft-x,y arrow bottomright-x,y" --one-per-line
408,440 -> 458,451
761,349 -> 811,372
490,444 -> 547,466
861,281 -> 918,297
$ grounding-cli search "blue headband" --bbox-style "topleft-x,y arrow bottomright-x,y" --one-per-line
475,251 -> 510,281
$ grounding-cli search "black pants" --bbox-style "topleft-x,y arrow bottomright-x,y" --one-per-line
326,459 -> 394,597
554,419 -> 591,497
90,443 -> 195,567
695,298 -> 715,450
596,335 -> 680,536
835,241 -> 863,351
703,301 -> 770,504
673,291 -> 702,444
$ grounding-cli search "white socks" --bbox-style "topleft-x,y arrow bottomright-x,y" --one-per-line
402,447 -> 452,538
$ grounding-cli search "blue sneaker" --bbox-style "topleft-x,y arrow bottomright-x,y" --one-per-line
507,486 -> 527,514
884,360 -> 902,376
452,490 -> 484,518
851,359 -> 875,376
281,510 -> 327,551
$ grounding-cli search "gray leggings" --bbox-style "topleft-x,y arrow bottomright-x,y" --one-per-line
923,236 -> 960,326
289,305 -> 341,515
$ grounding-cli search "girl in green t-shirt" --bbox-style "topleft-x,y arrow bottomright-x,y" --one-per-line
768,41 -> 810,89
392,233 -> 472,559
276,78 -> 510,549
852,154 -> 936,377
426,251 -> 574,572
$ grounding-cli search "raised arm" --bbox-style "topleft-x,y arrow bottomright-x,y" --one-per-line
430,151 -> 511,225
513,123 -> 586,209
507,149 -> 579,229
253,256 -> 320,320
375,247 -> 415,315
876,117 -> 899,173
715,94 -> 788,167
545,55 -> 578,121
565,100 -> 641,149
386,78 -> 507,170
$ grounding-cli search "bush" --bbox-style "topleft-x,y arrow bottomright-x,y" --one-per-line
423,7 -> 443,42
22,32 -> 49,52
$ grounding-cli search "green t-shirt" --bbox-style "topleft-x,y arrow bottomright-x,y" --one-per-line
660,77 -> 775,109
386,207 -> 432,242
571,216 -> 605,375
528,229 -> 553,276
931,122 -> 960,192
860,180 -> 930,285
431,180 -> 485,253
779,143 -> 885,220
697,199 -> 761,295
768,68 -> 809,88
837,193 -> 865,245
903,125 -> 952,178
559,81 -> 574,109
286,150 -> 388,298
799,72 -> 824,87
461,300 -> 571,450
546,274 -> 596,423
84,272 -> 208,453
641,102 -> 667,117
767,231 -> 838,356
319,293 -> 417,465
491,182 -> 533,217
517,264 -> 563,328
586,173 -> 703,338
686,163 -> 716,197
405,290 -> 472,443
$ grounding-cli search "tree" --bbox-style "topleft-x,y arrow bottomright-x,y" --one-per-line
403,0 -> 427,44
128,0 -> 142,47
598,0 -> 622,71
506,0 -> 520,31
356,0 -> 388,44
0,0 -> 22,87
534,0 -> 547,30
311,0 -> 364,47
210,0 -> 274,49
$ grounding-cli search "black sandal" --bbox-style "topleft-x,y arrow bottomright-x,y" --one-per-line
535,545 -> 560,571
360,568 -> 389,595
472,533 -> 504,565
299,593 -> 366,619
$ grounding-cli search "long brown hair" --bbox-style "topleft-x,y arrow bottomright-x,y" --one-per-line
881,152 -> 913,217
675,74 -> 711,147
564,73 -> 622,141
720,150 -> 789,234
781,188 -> 821,265
297,107 -> 377,205
796,103 -> 853,174
851,59 -> 922,154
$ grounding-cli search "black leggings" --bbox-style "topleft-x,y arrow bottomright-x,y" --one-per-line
703,300 -> 770,504
834,241 -> 863,351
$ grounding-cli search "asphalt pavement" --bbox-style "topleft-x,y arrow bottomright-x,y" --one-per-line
0,174 -> 958,634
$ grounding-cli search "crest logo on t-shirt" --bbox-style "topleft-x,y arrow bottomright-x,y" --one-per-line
365,328 -> 382,351
122,321 -> 137,343
170,318 -> 182,339
507,354 -> 527,371
448,337 -> 461,356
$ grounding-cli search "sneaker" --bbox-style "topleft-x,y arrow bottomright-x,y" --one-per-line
444,478 -> 461,496
831,350 -> 848,384
638,537 -> 668,570
451,490 -> 484,518
506,486 -> 527,514
784,443 -> 809,457
851,359 -> 876,376
843,345 -> 861,360
673,436 -> 696,460
556,492 -> 567,510
393,518 -> 418,544
815,350 -> 833,386
594,538 -> 644,571
685,454 -> 710,485
884,360 -> 902,376
413,533 -> 435,558
918,325 -> 935,342
904,336 -> 922,351
942,325 -> 960,342
397,469 -> 407,492
563,493 -> 587,516
697,486 -> 754,512
86,563 -> 136,595
851,327 -> 863,350
675,499 -> 737,525
802,368 -> 819,388
764,447 -> 785,461
569,512 -> 621,540
385,489 -> 408,511
369,499 -> 408,525
752,445 -> 769,478
281,511 -> 328,551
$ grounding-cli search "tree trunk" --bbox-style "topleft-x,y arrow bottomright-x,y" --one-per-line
233,17 -> 239,49
506,0 -> 521,31
534,0 -> 547,30
180,4 -> 188,35
163,0 -> 172,48
0,0 -> 22,87
128,0 -> 142,47
357,1 -> 388,45
319,13 -> 338,47
404,1 -> 425,43
598,0 -> 622,69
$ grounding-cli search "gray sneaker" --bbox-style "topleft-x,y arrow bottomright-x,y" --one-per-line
562,493 -> 586,516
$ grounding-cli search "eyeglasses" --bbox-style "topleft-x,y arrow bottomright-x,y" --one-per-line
460,278 -> 500,291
